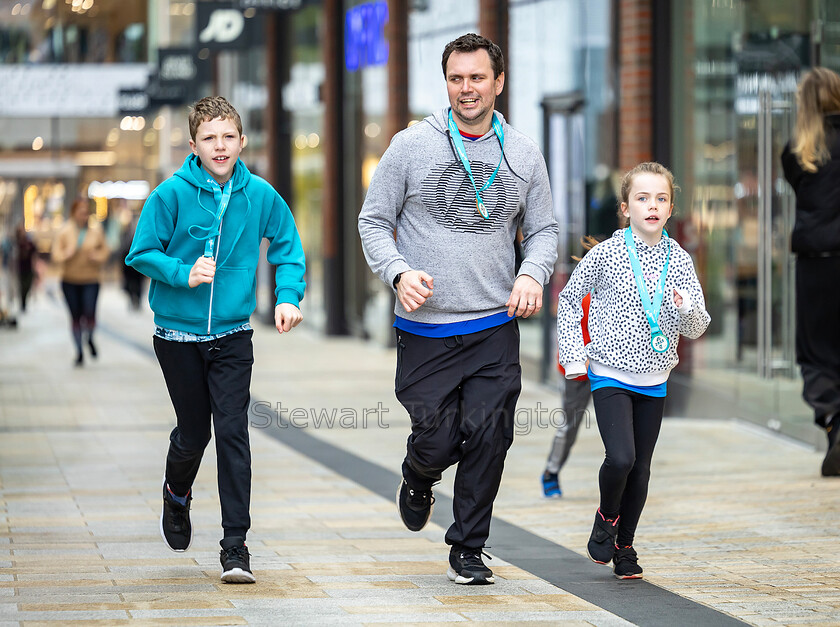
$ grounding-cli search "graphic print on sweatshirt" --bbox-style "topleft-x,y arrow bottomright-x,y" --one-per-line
421,159 -> 519,234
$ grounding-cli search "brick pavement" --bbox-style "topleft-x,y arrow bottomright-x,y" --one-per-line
1,283 -> 839,626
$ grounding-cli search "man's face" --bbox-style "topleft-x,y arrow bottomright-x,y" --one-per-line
189,116 -> 245,186
445,49 -> 504,133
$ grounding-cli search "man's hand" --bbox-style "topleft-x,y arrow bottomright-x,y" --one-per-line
275,303 -> 303,334
188,256 -> 216,288
396,270 -> 434,313
506,274 -> 543,318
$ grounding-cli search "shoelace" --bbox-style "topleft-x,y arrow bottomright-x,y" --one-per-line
222,545 -> 250,562
459,548 -> 492,570
166,502 -> 189,532
407,488 -> 435,508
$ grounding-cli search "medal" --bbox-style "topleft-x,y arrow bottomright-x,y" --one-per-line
624,228 -> 672,354
447,110 -> 505,220
651,331 -> 669,353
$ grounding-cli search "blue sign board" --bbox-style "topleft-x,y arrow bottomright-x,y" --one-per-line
345,2 -> 389,72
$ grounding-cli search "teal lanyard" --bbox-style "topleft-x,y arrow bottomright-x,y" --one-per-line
204,179 -> 233,258
447,109 -> 505,219
624,227 -> 671,353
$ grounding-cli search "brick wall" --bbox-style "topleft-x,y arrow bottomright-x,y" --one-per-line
618,0 -> 653,171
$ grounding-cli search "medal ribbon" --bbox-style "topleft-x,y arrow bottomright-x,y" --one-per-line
204,179 -> 233,258
447,109 -> 505,219
624,227 -> 671,345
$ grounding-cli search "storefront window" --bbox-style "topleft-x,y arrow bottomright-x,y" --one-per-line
671,0 -> 840,444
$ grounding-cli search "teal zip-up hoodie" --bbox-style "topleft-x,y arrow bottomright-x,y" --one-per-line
127,154 -> 306,335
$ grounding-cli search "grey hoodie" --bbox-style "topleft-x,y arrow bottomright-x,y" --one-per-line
358,108 -> 559,324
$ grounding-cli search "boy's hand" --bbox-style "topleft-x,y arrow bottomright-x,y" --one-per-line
275,303 -> 303,334
673,288 -> 683,308
188,256 -> 216,288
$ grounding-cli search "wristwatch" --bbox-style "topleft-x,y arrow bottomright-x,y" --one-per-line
392,272 -> 403,288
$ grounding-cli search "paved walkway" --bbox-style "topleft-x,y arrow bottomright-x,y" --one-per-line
1,282 -> 839,626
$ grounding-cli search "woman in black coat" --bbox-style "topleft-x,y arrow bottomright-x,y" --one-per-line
782,67 -> 840,476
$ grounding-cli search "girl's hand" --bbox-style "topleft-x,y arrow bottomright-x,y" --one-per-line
673,288 -> 683,308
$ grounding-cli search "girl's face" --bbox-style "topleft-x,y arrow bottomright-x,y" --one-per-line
620,173 -> 673,246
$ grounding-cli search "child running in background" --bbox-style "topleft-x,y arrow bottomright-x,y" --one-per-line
542,287 -> 593,498
556,162 -> 710,579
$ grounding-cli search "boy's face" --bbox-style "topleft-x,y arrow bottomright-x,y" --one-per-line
189,116 -> 245,186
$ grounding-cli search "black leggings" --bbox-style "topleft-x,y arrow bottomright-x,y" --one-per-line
61,281 -> 100,353
592,386 -> 665,548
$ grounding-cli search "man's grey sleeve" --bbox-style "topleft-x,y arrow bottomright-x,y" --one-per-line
518,153 -> 559,285
357,141 -> 414,288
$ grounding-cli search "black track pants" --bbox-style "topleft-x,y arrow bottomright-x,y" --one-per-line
395,321 -> 521,550
592,386 -> 665,548
154,330 -> 254,539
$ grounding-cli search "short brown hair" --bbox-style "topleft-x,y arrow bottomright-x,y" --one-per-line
441,33 -> 505,79
188,96 -> 243,141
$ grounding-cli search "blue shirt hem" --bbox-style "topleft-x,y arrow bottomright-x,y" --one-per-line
587,368 -> 667,397
394,311 -> 513,338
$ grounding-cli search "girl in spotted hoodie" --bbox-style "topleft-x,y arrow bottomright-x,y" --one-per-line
557,162 -> 710,579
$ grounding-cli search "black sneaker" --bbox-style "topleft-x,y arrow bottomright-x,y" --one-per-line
396,479 -> 434,532
220,536 -> 255,583
447,546 -> 494,585
160,480 -> 192,552
586,508 -> 619,564
613,545 -> 643,579
822,413 -> 840,476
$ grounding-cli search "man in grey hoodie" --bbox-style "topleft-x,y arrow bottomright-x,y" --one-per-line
358,33 -> 558,585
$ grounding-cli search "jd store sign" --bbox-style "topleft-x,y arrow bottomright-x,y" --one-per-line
196,1 -> 264,50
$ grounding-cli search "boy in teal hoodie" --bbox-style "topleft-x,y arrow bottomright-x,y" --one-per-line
127,96 -> 306,584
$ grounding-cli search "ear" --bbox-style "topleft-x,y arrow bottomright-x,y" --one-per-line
241,134 -> 248,149
620,202 -> 629,217
189,139 -> 198,156
495,72 -> 505,96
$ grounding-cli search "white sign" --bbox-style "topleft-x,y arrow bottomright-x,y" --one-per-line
0,64 -> 149,118
200,9 -> 245,44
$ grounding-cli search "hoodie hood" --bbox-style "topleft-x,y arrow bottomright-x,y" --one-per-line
174,153 -> 252,193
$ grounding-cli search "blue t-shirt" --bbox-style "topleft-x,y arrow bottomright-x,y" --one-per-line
587,367 -> 667,397
394,311 -> 512,338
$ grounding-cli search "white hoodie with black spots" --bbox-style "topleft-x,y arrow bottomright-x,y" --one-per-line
557,229 -> 711,387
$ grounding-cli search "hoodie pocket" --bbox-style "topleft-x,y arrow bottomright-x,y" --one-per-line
148,280 -> 209,323
213,266 -> 256,322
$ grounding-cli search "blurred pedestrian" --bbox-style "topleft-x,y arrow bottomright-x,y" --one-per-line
358,33 -> 558,585
542,292 -> 592,498
120,210 -> 145,310
51,198 -> 109,366
126,96 -> 306,584
781,67 -> 840,477
558,162 -> 710,579
14,224 -> 36,313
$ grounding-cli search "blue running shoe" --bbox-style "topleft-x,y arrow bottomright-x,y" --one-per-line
541,471 -> 562,498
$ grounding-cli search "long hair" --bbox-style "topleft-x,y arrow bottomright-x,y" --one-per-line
792,67 -> 840,173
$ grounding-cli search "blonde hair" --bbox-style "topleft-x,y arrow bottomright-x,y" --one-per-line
617,162 -> 678,227
188,96 -> 243,141
791,68 -> 840,173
